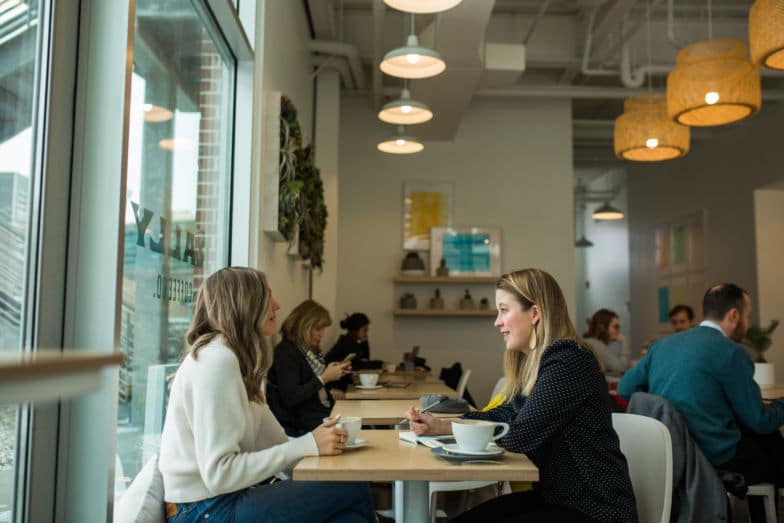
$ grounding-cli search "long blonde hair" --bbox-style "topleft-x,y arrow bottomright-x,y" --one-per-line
280,299 -> 332,348
186,267 -> 272,403
498,268 -> 588,397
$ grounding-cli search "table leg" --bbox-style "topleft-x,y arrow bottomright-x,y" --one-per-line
394,479 -> 429,523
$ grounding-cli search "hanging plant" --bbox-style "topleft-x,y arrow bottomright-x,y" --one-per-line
297,145 -> 328,270
278,96 -> 303,242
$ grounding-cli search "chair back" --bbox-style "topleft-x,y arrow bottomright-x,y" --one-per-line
612,413 -> 673,523
455,369 -> 471,398
490,377 -> 506,398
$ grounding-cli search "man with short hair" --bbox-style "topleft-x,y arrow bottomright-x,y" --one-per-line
619,284 -> 784,520
668,304 -> 695,333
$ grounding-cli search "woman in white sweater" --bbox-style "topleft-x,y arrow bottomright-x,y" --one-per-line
159,267 -> 375,522
582,308 -> 630,373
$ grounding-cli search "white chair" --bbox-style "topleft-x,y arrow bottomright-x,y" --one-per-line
612,413 -> 673,523
427,480 -> 501,523
455,368 -> 472,398
490,377 -> 506,398
746,483 -> 779,523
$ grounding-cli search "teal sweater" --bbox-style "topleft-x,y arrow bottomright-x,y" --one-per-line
618,325 -> 784,465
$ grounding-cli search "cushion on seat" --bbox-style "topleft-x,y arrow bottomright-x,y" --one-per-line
114,454 -> 165,523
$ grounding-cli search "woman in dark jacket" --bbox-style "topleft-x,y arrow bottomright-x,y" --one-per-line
325,313 -> 371,392
267,300 -> 351,436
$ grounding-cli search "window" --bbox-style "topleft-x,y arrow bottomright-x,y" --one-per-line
0,0 -> 47,519
115,0 -> 235,494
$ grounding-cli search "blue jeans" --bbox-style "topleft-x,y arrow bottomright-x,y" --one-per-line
168,480 -> 375,523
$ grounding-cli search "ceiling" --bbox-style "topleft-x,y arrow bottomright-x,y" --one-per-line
305,0 -> 784,166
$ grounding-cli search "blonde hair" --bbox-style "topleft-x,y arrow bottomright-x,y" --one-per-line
280,299 -> 332,347
186,267 -> 272,403
498,268 -> 597,397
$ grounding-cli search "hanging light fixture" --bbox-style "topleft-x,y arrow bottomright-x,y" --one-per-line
380,14 -> 446,79
383,0 -> 462,13
377,126 -> 424,154
749,0 -> 784,70
575,236 -> 594,248
378,88 -> 433,125
667,39 -> 761,127
592,202 -> 625,221
143,103 -> 173,123
615,94 -> 690,161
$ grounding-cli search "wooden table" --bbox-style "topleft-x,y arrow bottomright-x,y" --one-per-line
381,370 -> 442,384
345,381 -> 454,400
0,350 -> 124,404
761,385 -> 784,401
293,430 -> 538,523
332,399 -> 455,426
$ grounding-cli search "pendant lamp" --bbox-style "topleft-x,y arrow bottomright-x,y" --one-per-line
143,103 -> 173,123
380,34 -> 446,79
615,93 -> 690,161
378,88 -> 433,125
667,39 -> 761,127
377,126 -> 424,154
592,202 -> 624,221
749,0 -> 784,70
383,0 -> 462,13
575,236 -> 594,248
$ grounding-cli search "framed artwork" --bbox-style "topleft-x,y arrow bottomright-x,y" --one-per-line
429,226 -> 501,276
402,181 -> 453,250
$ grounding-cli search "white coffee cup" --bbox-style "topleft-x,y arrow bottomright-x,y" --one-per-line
335,416 -> 362,445
359,372 -> 378,387
451,420 -> 510,452
384,362 -> 397,373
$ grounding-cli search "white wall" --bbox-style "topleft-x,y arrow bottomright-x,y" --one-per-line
336,96 -> 575,404
252,0 -> 316,315
627,103 -> 784,367
575,173 -> 631,348
754,186 -> 784,379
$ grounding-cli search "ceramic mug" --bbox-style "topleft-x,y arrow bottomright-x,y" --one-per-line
359,372 -> 379,387
451,420 -> 510,452
336,416 -> 362,445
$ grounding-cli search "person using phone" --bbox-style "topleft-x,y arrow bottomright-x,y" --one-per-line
267,300 -> 352,436
158,268 -> 375,522
325,313 -> 371,392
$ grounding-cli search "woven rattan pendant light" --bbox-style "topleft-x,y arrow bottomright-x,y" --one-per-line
749,0 -> 784,70
667,39 -> 761,126
615,94 -> 690,161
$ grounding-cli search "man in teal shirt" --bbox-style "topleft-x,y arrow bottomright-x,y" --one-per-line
619,284 -> 784,503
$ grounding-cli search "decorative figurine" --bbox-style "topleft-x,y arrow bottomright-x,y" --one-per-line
459,289 -> 476,310
400,252 -> 426,275
479,297 -> 490,310
430,288 -> 445,310
399,292 -> 417,309
435,258 -> 450,277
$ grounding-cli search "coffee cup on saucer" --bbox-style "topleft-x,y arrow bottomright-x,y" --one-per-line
451,420 -> 510,452
358,373 -> 378,387
334,416 -> 362,444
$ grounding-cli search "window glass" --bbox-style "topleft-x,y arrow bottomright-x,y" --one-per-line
115,0 -> 234,496
0,0 -> 47,519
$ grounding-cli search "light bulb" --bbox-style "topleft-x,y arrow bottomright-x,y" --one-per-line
143,103 -> 153,112
400,105 -> 413,114
395,139 -> 406,146
645,138 -> 659,149
705,91 -> 720,105
406,54 -> 421,64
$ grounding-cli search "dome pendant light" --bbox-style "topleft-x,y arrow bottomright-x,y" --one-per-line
575,235 -> 594,248
749,0 -> 784,70
667,39 -> 761,126
380,14 -> 446,79
592,202 -> 625,221
377,126 -> 424,154
615,93 -> 690,161
378,87 -> 433,125
383,0 -> 462,14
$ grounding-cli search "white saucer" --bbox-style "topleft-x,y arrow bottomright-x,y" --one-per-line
344,438 -> 368,450
442,443 -> 504,457
355,384 -> 383,390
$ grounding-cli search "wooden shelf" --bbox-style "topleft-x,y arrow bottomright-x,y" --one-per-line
393,276 -> 498,284
393,308 -> 497,317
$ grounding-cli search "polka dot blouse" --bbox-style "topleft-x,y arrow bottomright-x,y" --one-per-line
464,339 -> 639,523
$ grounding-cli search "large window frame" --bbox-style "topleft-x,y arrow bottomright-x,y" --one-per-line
17,0 -> 255,521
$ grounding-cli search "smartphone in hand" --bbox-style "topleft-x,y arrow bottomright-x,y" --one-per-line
341,353 -> 357,363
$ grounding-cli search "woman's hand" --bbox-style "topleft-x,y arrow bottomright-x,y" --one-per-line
321,362 -> 351,383
312,416 -> 348,455
405,406 -> 450,436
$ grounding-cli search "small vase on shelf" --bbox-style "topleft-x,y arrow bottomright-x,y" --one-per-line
459,289 -> 476,310
429,288 -> 445,310
436,258 -> 449,277
401,252 -> 426,276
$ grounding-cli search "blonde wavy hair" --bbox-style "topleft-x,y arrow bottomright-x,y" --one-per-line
280,299 -> 332,348
498,268 -> 598,398
186,267 -> 272,403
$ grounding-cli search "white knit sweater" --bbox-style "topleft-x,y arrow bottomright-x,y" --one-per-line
159,339 -> 318,502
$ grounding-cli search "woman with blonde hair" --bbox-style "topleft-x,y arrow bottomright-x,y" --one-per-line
159,267 -> 374,522
406,268 -> 637,522
267,299 -> 352,436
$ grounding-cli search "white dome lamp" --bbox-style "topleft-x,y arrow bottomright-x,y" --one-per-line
383,0 -> 462,14
377,126 -> 424,154
380,14 -> 446,79
378,87 -> 433,125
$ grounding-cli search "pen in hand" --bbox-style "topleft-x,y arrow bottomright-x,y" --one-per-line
399,398 -> 447,425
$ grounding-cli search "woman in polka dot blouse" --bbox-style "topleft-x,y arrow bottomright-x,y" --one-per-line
406,268 -> 638,522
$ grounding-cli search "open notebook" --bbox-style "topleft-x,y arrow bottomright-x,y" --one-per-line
398,431 -> 456,448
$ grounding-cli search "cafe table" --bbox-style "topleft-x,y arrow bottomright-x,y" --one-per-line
345,381 -> 454,400
380,370 -> 442,385
332,399 -> 455,426
761,385 -> 784,401
293,430 -> 538,523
